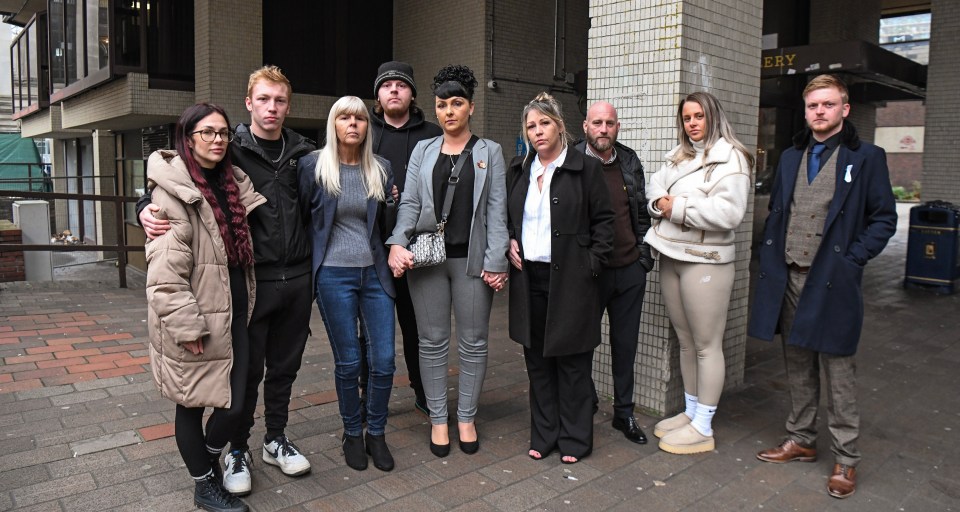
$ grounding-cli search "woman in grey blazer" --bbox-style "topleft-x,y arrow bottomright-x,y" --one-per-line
387,65 -> 509,457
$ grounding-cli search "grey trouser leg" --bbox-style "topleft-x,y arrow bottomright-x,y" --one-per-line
659,257 -> 734,406
780,268 -> 861,466
407,258 -> 494,425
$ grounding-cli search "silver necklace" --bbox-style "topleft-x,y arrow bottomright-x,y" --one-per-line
259,134 -> 285,163
448,153 -> 456,169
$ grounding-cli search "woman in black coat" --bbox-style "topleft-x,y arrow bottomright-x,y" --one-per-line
506,92 -> 614,463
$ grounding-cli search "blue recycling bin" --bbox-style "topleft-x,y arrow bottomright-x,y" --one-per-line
904,201 -> 960,294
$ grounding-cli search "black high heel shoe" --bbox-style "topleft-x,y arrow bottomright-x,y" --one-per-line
458,423 -> 479,454
429,425 -> 450,458
430,440 -> 451,458
459,439 -> 479,455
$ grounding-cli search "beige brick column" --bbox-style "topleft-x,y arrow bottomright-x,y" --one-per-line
92,130 -> 117,257
922,0 -> 960,203
194,1 -> 263,123
588,0 -> 762,416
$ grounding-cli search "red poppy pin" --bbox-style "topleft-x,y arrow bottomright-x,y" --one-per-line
478,160 -> 486,169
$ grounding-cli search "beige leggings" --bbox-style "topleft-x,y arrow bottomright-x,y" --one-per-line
659,256 -> 735,406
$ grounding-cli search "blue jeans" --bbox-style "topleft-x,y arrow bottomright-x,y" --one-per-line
315,265 -> 396,436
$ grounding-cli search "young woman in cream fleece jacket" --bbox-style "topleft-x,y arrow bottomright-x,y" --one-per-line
644,91 -> 753,455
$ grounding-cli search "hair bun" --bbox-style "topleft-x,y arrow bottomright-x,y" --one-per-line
431,65 -> 478,95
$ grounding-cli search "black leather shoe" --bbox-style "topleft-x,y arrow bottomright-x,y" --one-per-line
612,416 -> 648,444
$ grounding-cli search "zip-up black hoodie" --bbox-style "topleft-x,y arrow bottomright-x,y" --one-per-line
231,123 -> 316,281
370,107 -> 443,193
136,124 -> 316,281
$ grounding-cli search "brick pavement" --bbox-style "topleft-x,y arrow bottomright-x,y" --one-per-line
0,203 -> 959,511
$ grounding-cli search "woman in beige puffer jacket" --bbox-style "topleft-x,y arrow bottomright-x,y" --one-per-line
145,103 -> 264,512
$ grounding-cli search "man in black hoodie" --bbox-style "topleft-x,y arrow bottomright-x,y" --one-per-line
574,101 -> 654,445
139,66 -> 316,495
367,61 -> 442,414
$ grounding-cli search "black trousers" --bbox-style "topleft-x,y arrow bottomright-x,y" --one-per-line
597,258 -> 647,418
231,272 -> 312,450
523,262 -> 594,458
177,270 -> 250,477
359,273 -> 423,400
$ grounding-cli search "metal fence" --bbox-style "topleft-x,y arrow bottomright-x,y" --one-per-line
0,184 -> 144,288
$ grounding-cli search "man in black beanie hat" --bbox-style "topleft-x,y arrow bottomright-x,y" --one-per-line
364,61 -> 442,416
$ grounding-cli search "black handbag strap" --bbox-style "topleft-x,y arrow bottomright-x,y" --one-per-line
438,137 -> 478,226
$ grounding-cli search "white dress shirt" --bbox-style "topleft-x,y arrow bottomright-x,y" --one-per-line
521,146 -> 568,263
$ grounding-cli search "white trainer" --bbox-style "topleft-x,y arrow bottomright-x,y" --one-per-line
223,450 -> 252,496
262,435 -> 311,476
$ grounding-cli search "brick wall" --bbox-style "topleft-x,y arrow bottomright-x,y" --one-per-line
195,1 -> 263,123
394,0 -> 488,138
482,0 -> 589,159
588,0 -> 762,416
877,100 -> 925,127
394,0 -> 590,161
922,0 -> 960,203
0,220 -> 26,282
877,100 -> 925,189
809,0 -> 880,45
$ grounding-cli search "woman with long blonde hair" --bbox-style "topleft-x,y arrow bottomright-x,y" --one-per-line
644,91 -> 753,455
297,96 -> 396,472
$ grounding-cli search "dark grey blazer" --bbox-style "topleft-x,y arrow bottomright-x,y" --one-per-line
386,135 -> 509,276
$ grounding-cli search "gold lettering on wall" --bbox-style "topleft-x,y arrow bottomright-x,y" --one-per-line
762,54 -> 797,68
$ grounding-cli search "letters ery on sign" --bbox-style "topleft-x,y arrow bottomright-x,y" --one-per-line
762,54 -> 797,68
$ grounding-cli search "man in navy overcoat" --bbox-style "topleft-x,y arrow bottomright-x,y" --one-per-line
749,74 -> 897,499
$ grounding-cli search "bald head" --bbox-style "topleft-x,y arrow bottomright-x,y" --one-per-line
584,101 -> 620,157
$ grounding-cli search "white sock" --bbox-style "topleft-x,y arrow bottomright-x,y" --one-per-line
691,403 -> 716,436
192,469 -> 213,481
683,393 -> 698,419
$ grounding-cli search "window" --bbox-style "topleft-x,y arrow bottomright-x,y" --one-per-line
880,12 -> 930,65
146,0 -> 194,86
10,13 -> 49,117
115,130 -> 146,222
263,0 -> 393,98
114,0 -> 144,69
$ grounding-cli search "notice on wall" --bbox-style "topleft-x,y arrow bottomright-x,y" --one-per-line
875,126 -> 924,153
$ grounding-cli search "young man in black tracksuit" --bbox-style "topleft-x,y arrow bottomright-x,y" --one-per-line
138,66 -> 316,496
574,101 -> 654,445
364,61 -> 442,413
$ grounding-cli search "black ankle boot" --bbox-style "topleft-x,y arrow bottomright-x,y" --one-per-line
365,432 -> 395,471
194,473 -> 248,512
342,432 -> 368,470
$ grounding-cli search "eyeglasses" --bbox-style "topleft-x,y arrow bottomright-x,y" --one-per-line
191,129 -> 235,143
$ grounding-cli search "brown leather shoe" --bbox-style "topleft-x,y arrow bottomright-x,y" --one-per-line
827,463 -> 856,498
756,439 -> 817,463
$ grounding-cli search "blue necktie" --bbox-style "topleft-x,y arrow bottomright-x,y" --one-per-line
807,143 -> 826,184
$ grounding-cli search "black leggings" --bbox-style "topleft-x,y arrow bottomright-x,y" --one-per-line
176,269 -> 250,478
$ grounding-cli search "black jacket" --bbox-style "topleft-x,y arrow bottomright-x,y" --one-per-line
506,149 -> 614,357
137,124 -> 316,281
573,139 -> 654,271
370,107 -> 442,194
231,124 -> 315,280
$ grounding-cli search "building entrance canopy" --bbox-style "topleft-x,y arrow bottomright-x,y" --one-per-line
761,40 -> 927,104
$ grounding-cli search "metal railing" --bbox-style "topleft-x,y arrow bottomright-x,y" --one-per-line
0,186 -> 144,288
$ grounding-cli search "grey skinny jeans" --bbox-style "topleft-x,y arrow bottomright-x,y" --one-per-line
406,257 -> 494,425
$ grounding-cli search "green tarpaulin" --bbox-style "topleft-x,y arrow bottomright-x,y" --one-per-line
0,133 -> 44,192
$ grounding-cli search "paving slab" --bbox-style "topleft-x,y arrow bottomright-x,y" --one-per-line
1,203 -> 960,510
